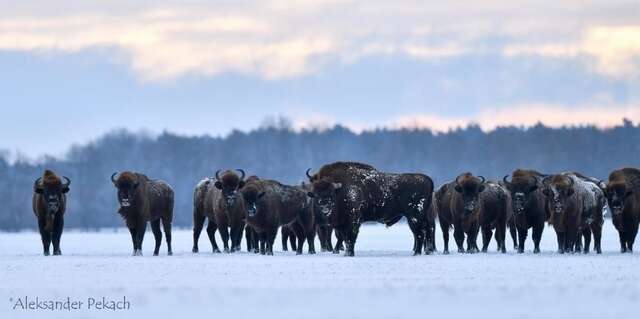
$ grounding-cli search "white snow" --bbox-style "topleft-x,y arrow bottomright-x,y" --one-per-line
0,222 -> 638,319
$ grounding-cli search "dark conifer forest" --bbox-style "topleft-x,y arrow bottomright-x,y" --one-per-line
1,119 -> 638,231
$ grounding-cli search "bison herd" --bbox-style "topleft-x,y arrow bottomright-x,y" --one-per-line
31,163 -> 640,257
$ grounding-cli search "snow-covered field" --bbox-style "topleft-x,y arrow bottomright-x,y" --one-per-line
1,222 -> 638,319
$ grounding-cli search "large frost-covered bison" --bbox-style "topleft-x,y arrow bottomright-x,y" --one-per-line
503,169 -> 547,253
306,162 -> 434,256
32,170 -> 70,256
605,167 -> 640,253
434,173 -> 512,254
240,179 -> 315,255
542,172 -> 605,254
111,171 -> 174,256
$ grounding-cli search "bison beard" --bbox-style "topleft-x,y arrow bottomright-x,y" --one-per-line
605,167 -> 640,253
112,171 -> 174,256
307,161 -> 434,256
32,170 -> 70,256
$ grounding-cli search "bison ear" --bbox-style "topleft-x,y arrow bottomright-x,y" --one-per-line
454,185 -> 462,193
238,181 -> 246,189
332,183 -> 342,191
478,185 -> 486,193
624,190 -> 633,199
307,192 -> 315,198
214,181 -> 223,190
528,185 -> 538,193
34,187 -> 44,194
257,191 -> 266,199
133,182 -> 140,189
566,188 -> 574,197
62,186 -> 70,194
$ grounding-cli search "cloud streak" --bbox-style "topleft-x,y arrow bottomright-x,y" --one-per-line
0,1 -> 639,81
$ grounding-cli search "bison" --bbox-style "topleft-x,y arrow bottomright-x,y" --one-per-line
434,173 -> 511,254
212,169 -> 248,253
240,179 -> 315,255
32,170 -> 70,256
542,173 -> 605,254
605,167 -> 640,253
192,177 -> 221,253
111,171 -> 174,256
306,162 -> 434,256
502,169 -> 547,253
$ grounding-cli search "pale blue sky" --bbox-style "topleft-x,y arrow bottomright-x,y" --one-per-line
0,1 -> 639,158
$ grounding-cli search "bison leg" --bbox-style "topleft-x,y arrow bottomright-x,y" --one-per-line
192,213 -> 206,253
162,217 -> 172,255
466,224 -> 479,254
151,220 -> 162,256
230,224 -> 244,253
555,231 -> 565,254
591,223 -> 602,254
52,214 -> 64,256
344,224 -> 360,257
618,231 -> 627,253
245,226 -> 253,252
517,227 -> 528,254
335,230 -> 344,252
453,224 -> 465,253
206,221 -> 221,253
128,227 -> 137,255
281,227 -> 289,251
582,227 -> 591,254
628,225 -> 638,253
481,225 -> 493,253
532,224 -> 543,254
135,223 -> 146,256
439,220 -> 450,255
494,218 -> 506,254
258,232 -> 267,255
407,218 -> 424,256
509,223 -> 518,251
219,225 -> 231,253
325,228 -> 334,252
38,218 -> 52,256
267,229 -> 277,256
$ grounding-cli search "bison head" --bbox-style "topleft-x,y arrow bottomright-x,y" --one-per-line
605,181 -> 632,219
503,171 -> 540,214
307,179 -> 342,217
111,171 -> 139,208
240,184 -> 265,217
34,170 -> 70,217
214,169 -> 246,207
542,175 -> 575,216
454,173 -> 485,215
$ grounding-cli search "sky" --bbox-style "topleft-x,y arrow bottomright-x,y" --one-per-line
0,0 -> 639,158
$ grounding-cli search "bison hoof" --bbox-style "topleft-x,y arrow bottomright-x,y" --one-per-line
53,250 -> 61,256
442,250 -> 449,255
44,251 -> 50,256
132,249 -> 143,256
153,251 -> 159,256
308,250 -> 316,255
267,251 -> 274,256
457,248 -> 465,253
517,249 -> 524,254
282,248 -> 288,252
533,248 -> 540,254
212,248 -> 221,254
332,249 -> 340,254
557,249 -> 564,254
192,247 -> 199,253
296,251 -> 302,255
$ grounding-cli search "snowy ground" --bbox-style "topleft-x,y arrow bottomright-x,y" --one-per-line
0,222 -> 638,319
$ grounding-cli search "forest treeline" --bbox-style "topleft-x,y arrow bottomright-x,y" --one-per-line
1,119 -> 638,231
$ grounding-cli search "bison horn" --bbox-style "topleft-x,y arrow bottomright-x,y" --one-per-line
306,168 -> 314,180
503,175 -> 510,184
215,169 -> 222,181
111,172 -> 118,183
236,169 -> 246,180
33,177 -> 42,190
477,175 -> 486,184
542,175 -> 552,186
568,176 -> 575,188
62,176 -> 71,187
455,175 -> 462,186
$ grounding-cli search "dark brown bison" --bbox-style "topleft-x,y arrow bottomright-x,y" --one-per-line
244,175 -> 261,253
542,173 -> 605,254
111,171 -> 174,256
32,170 -> 70,256
301,181 -> 342,253
240,179 -> 315,255
434,173 -> 511,254
212,169 -> 247,252
605,167 -> 640,253
306,162 -> 434,256
503,169 -> 547,253
192,177 -> 220,253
